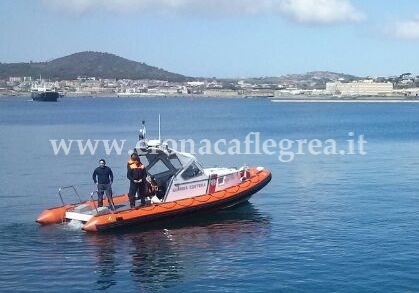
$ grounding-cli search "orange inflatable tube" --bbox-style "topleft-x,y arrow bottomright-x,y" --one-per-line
82,168 -> 271,232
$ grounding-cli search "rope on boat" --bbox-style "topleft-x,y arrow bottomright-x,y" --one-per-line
225,185 -> 240,194
210,190 -> 228,199
175,198 -> 196,207
193,195 -> 212,203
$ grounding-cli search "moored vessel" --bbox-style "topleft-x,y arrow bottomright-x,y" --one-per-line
31,85 -> 59,102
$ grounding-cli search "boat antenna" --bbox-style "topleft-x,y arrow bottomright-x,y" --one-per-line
139,120 -> 146,140
158,114 -> 161,142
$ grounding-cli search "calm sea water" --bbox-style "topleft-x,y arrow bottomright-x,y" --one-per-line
0,96 -> 418,292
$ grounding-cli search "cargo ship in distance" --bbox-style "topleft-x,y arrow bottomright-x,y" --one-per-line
31,85 -> 59,102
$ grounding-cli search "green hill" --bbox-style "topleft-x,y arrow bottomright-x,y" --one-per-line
0,51 -> 189,82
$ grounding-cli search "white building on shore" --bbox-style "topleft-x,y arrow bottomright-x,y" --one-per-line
326,80 -> 394,96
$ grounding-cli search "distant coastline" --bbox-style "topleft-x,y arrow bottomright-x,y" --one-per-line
2,92 -> 419,102
270,98 -> 419,103
2,52 -> 419,103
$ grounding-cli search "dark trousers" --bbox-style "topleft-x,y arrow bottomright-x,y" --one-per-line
128,182 -> 145,208
97,183 -> 115,211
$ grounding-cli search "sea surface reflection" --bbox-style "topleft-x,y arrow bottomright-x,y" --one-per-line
85,203 -> 270,291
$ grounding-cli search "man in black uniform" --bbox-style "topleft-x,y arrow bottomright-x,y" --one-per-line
127,154 -> 147,208
92,159 -> 115,210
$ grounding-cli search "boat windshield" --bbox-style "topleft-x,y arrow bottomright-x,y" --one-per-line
169,156 -> 182,169
148,159 -> 170,176
136,147 -> 205,193
181,161 -> 203,179
140,150 -> 183,185
138,155 -> 150,167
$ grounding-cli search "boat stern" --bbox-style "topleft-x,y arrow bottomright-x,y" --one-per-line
36,204 -> 72,225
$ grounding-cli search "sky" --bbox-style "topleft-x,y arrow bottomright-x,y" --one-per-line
1,0 -> 419,78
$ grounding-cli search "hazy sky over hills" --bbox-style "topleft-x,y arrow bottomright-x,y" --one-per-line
1,0 -> 419,77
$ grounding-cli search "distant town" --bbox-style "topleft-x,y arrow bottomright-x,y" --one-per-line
1,73 -> 419,99
1,52 -> 418,99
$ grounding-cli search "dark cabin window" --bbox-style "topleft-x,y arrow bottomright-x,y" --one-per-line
181,162 -> 203,179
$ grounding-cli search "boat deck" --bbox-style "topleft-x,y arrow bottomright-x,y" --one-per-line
66,199 -> 149,222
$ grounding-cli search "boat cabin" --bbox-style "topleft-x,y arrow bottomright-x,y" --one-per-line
136,139 -> 242,203
136,140 -> 208,202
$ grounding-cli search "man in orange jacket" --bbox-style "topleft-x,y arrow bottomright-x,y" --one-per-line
127,153 -> 146,208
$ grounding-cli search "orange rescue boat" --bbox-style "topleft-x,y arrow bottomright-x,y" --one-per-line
36,138 -> 271,232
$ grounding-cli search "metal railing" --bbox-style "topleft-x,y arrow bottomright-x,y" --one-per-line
58,185 -> 82,206
90,190 -> 99,214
